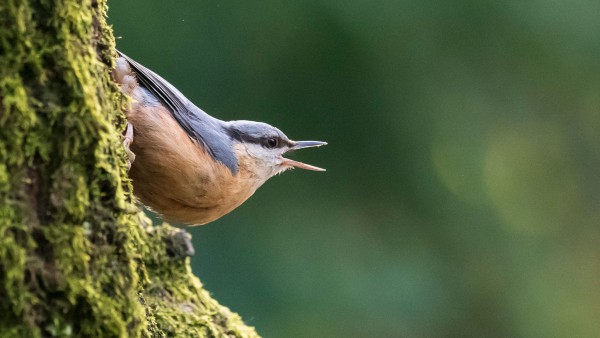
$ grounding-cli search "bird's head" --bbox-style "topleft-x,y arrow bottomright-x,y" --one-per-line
227,120 -> 326,181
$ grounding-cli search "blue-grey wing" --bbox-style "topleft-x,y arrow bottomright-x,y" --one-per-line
116,50 -> 239,174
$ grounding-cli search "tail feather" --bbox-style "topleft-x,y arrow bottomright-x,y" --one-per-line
113,51 -> 138,95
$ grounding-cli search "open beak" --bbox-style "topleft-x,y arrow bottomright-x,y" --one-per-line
282,141 -> 327,171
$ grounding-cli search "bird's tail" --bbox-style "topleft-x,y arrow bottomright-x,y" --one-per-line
113,50 -> 138,96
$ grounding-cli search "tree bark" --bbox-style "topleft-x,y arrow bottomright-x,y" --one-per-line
0,1 -> 258,337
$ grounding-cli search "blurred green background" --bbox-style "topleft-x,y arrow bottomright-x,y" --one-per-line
109,1 -> 600,337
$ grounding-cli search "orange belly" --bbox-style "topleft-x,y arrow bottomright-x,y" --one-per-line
126,98 -> 256,226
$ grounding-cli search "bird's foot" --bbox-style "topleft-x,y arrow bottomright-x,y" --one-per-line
122,122 -> 136,171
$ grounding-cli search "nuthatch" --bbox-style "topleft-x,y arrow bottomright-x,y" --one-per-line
113,51 -> 326,226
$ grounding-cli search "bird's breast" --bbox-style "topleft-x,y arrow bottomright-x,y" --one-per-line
126,94 -> 259,225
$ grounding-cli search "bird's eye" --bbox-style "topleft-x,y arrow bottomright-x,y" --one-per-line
266,138 -> 278,148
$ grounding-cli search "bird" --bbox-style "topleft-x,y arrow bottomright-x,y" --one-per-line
113,50 -> 326,226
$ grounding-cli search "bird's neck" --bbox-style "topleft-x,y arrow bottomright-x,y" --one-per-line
232,143 -> 276,190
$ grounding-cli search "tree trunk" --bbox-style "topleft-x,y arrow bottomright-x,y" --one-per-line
0,1 -> 258,337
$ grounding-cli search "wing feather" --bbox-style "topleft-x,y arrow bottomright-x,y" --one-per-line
116,50 -> 239,174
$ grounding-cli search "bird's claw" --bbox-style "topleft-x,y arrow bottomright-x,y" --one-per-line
122,122 -> 136,171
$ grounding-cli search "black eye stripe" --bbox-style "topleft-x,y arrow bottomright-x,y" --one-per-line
227,128 -> 288,148
264,137 -> 279,148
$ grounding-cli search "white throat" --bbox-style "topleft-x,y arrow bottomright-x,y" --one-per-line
233,143 -> 289,187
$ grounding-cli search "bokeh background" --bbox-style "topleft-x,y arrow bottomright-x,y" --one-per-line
109,1 -> 600,337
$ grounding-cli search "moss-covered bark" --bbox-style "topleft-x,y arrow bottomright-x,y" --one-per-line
0,1 -> 258,337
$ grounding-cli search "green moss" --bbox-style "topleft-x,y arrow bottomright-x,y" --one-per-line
0,0 -> 259,337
